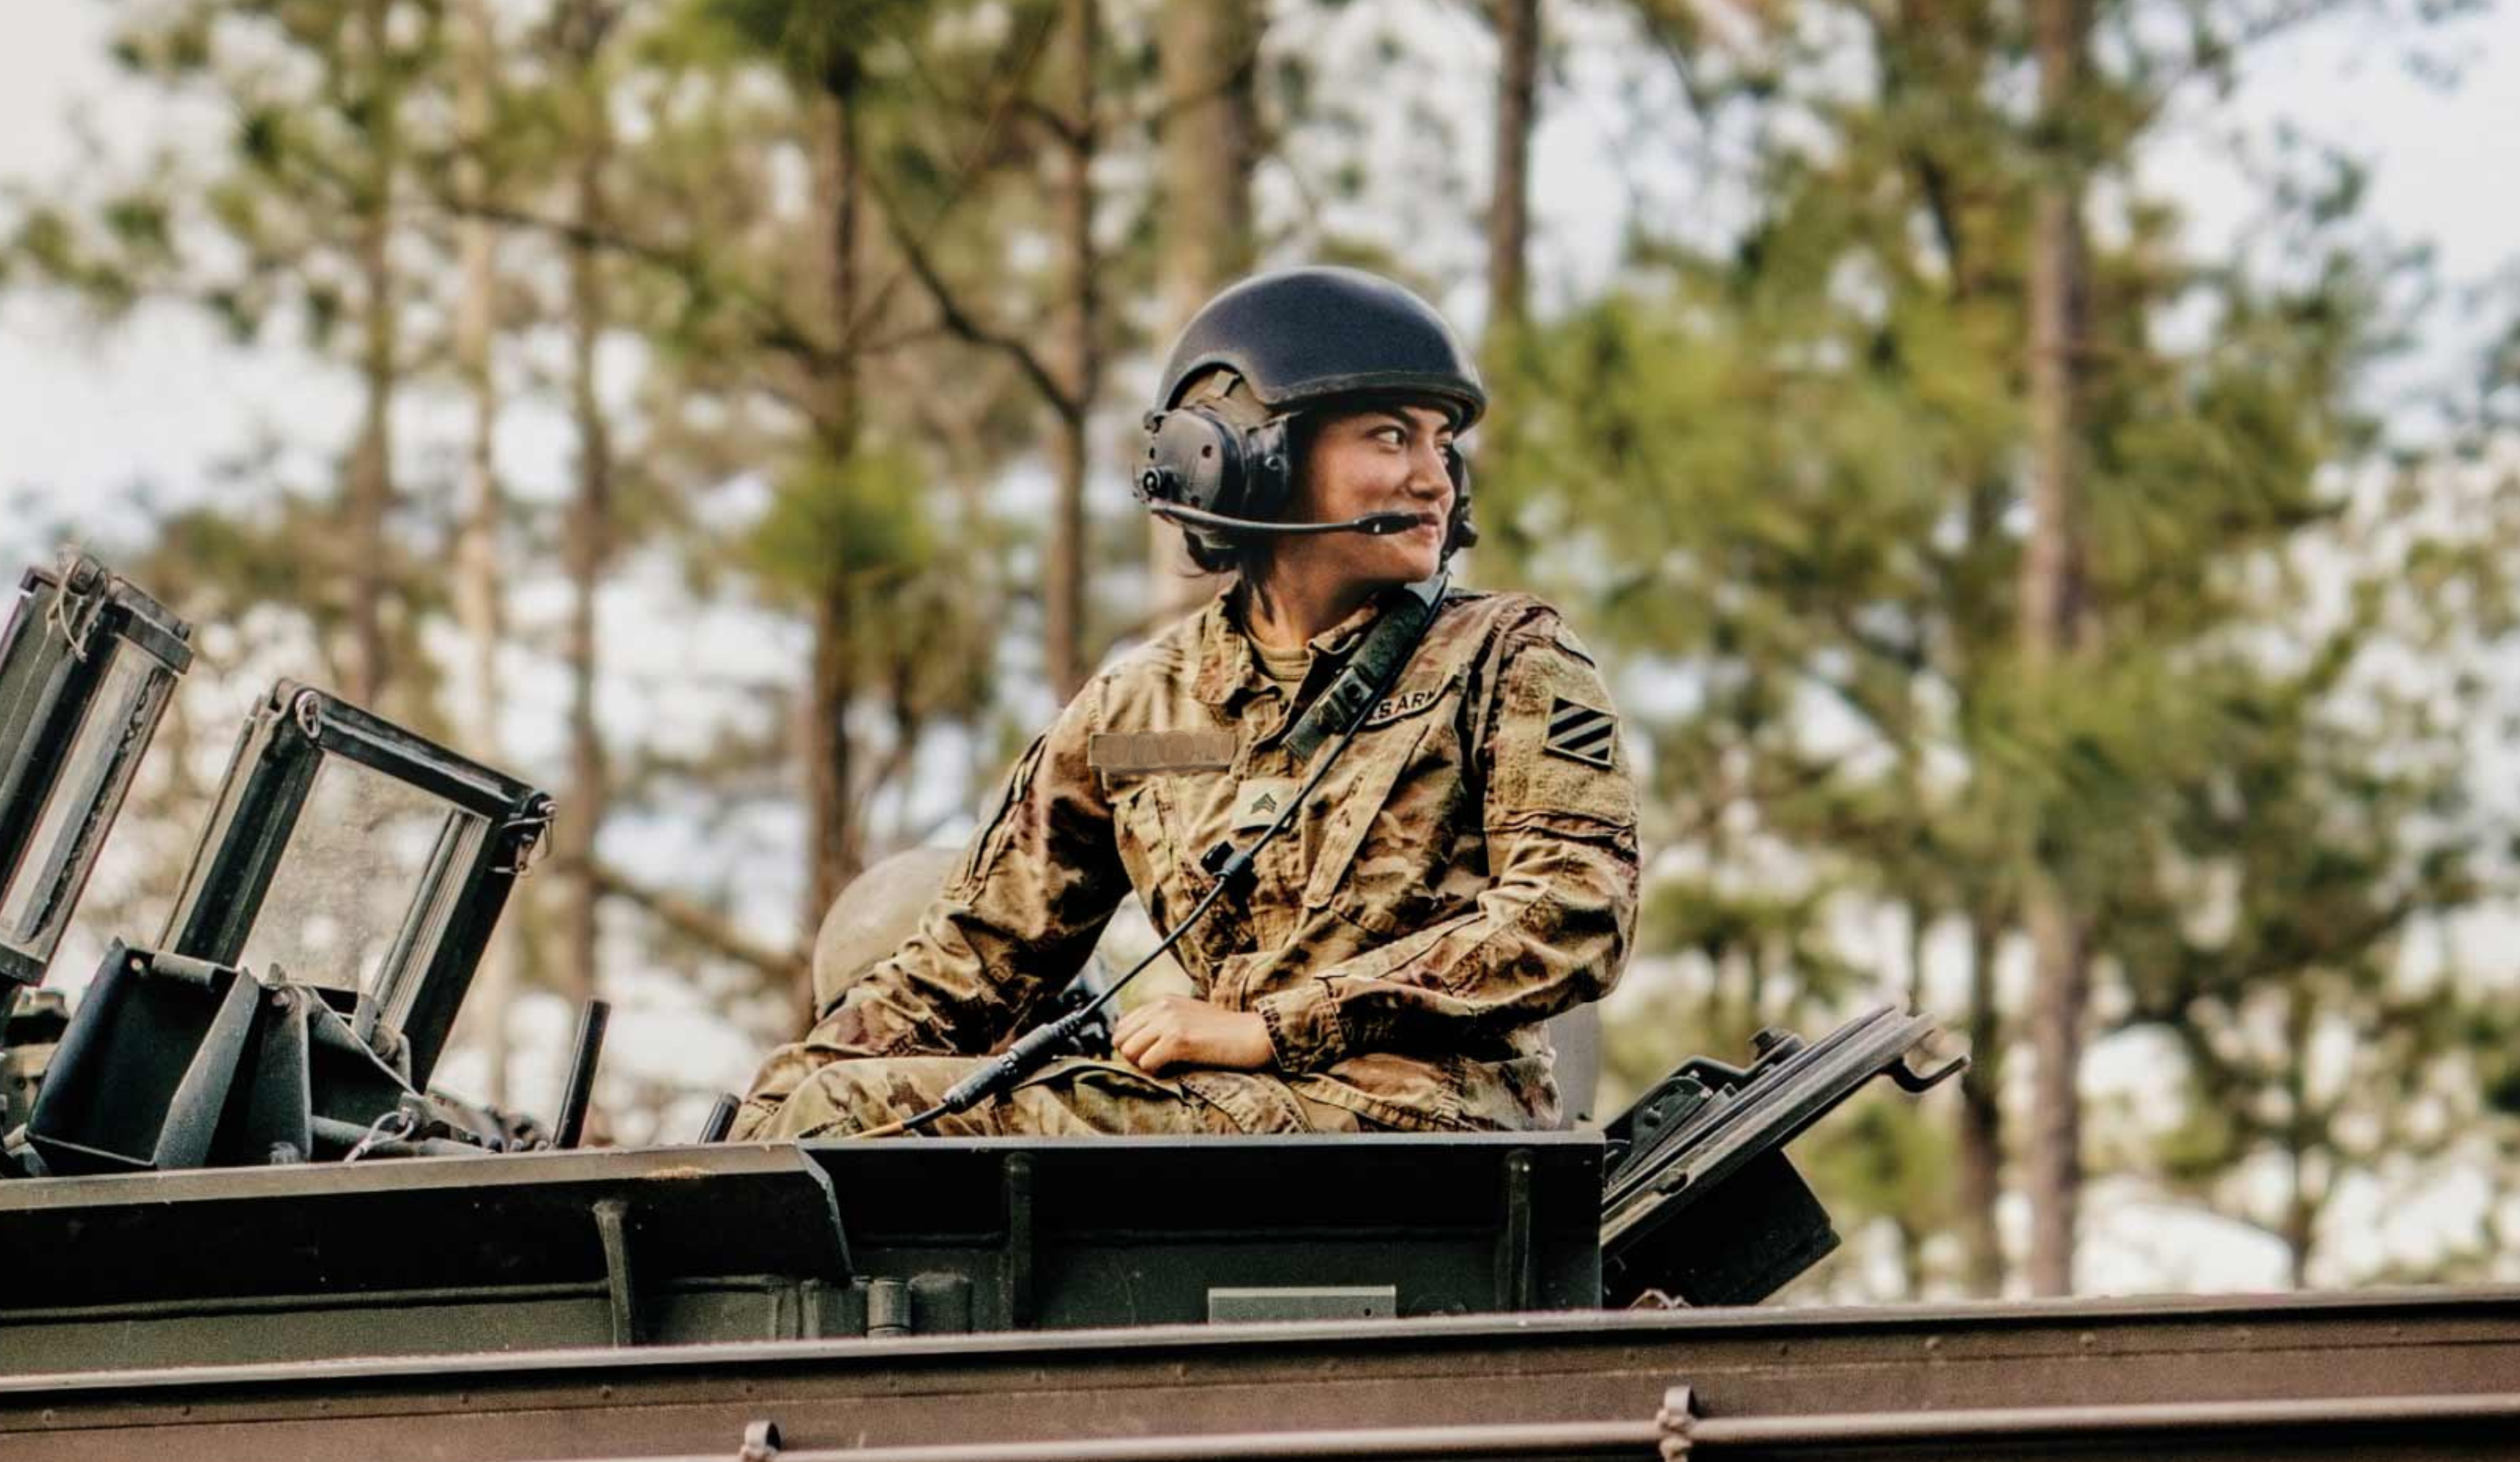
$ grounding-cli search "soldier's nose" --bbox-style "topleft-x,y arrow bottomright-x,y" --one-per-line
1405,451 -> 1449,498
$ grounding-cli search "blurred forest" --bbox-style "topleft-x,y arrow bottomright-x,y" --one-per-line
5,0 -> 2520,1300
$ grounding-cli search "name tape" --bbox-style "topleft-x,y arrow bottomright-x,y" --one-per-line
1088,729 -> 1238,775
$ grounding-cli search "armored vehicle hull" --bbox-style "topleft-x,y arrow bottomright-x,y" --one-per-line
6,1138 -> 2520,1461
6,1286 -> 2519,1460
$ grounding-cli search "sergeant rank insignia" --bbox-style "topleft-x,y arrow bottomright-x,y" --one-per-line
1543,697 -> 1617,769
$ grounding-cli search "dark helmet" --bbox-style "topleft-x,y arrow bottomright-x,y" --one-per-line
1156,266 -> 1487,425
1139,267 -> 1486,570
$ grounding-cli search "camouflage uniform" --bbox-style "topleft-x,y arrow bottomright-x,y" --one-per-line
732,586 -> 1639,1140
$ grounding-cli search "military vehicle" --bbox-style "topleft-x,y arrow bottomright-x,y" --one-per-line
0,554 -> 2514,1462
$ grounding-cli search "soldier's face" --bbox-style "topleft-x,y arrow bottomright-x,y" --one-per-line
1287,403 -> 1457,588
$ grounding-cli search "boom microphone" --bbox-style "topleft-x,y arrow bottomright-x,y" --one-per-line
1148,502 -> 1425,538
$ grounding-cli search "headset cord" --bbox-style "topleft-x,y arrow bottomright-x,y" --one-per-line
865,579 -> 1448,1140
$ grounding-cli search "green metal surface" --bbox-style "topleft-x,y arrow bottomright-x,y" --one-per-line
6,1287 -> 2519,1461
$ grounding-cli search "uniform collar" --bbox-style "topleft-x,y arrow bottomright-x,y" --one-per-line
1192,584 -> 1401,708
1191,592 -> 1251,706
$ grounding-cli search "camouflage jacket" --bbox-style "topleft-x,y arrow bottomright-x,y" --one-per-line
755,585 -> 1639,1131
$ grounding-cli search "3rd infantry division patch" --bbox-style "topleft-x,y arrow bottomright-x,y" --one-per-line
1544,698 -> 1616,769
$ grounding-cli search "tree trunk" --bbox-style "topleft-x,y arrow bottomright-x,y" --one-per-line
1903,898 -> 1929,1007
2020,0 -> 2094,1300
1146,0 -> 1256,616
556,3 -> 614,1016
1487,0 -> 1539,339
451,0 -> 513,1102
1476,0 -> 1540,562
1956,905 -> 2006,1296
801,76 -> 864,996
1045,0 -> 1099,699
343,0 -> 400,708
2020,882 -> 2084,1294
2282,984 -> 2316,1288
1892,1217 -> 1923,1301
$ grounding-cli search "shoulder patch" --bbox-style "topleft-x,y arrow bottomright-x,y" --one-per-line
1542,697 -> 1616,769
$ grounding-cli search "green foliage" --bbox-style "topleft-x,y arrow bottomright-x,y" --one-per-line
741,439 -> 1007,727
1482,0 -> 2516,1291
692,0 -> 932,86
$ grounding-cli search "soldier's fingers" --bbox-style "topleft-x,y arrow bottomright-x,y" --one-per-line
1137,1033 -> 1182,1075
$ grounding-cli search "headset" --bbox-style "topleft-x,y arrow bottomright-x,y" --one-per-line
1134,400 -> 1480,558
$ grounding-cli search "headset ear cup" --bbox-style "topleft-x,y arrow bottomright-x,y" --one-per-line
1444,448 -> 1477,553
1145,406 -> 1251,558
1242,417 -> 1294,524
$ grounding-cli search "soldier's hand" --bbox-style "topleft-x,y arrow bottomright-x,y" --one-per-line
1113,996 -> 1272,1075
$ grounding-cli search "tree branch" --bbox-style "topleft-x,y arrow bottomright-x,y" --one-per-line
583,858 -> 807,983
433,194 -> 842,375
872,172 -> 1075,415
837,4 -> 1063,361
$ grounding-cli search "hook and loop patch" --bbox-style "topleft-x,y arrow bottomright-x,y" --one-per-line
1088,730 -> 1236,777
1542,697 -> 1617,769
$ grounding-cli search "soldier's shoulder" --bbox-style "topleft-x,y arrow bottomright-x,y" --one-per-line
1098,600 -> 1212,685
1084,600 -> 1220,731
1439,589 -> 1598,664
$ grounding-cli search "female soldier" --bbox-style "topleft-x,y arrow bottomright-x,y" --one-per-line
732,266 -> 1636,1138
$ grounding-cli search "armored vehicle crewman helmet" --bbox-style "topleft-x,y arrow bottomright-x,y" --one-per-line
1138,267 -> 1488,567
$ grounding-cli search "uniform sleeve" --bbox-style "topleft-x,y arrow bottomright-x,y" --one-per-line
1250,621 -> 1640,1072
735,680 -> 1129,1125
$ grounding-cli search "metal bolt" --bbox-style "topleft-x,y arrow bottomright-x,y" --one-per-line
867,1277 -> 912,1338
1657,1385 -> 1697,1459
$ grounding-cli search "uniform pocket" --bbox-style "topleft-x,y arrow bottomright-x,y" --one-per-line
1302,715 -> 1435,917
1112,782 -> 1178,923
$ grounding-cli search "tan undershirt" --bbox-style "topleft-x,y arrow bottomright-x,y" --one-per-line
1253,641 -> 1310,688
